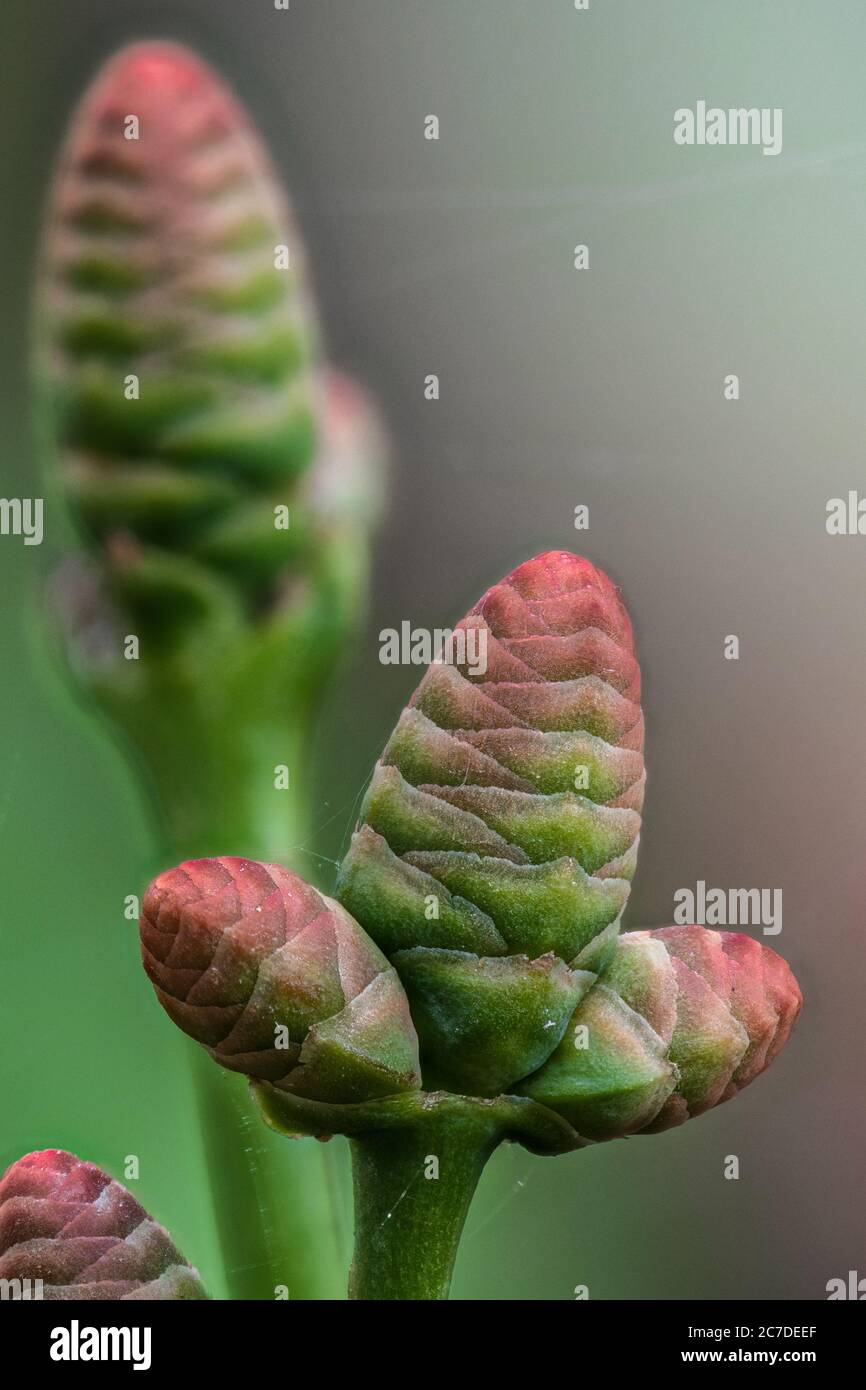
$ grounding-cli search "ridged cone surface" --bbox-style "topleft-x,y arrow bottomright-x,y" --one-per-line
40,41 -> 383,644
517,926 -> 802,1139
0,1150 -> 207,1299
338,551 -> 643,971
136,552 -> 802,1141
141,856 -> 421,1103
335,551 -> 801,1132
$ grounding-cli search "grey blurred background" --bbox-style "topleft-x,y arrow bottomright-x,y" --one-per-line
1,0 -> 863,1299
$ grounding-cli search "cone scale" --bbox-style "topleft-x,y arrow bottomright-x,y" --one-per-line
38,41 -> 387,1302
39,41 -> 385,862
0,1151 -> 207,1300
139,551 -> 802,1300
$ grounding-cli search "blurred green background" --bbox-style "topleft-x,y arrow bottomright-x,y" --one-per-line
1,0 -> 864,1299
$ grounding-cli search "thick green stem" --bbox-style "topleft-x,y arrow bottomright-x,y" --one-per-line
348,1103 -> 499,1301
104,673 -> 314,864
167,766 -> 348,1300
106,676 -> 349,1299
255,1086 -> 583,1301
192,1051 -> 346,1300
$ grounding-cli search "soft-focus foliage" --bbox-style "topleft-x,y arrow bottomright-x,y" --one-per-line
39,42 -> 385,859
42,42 -> 381,652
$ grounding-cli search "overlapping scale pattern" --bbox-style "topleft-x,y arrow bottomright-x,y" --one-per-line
517,926 -> 802,1140
130,550 -> 801,1143
336,551 -> 801,1125
141,856 -> 421,1104
339,552 -> 643,966
40,42 -> 382,636
43,44 -> 318,581
0,1151 -> 207,1299
337,550 -> 645,1094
